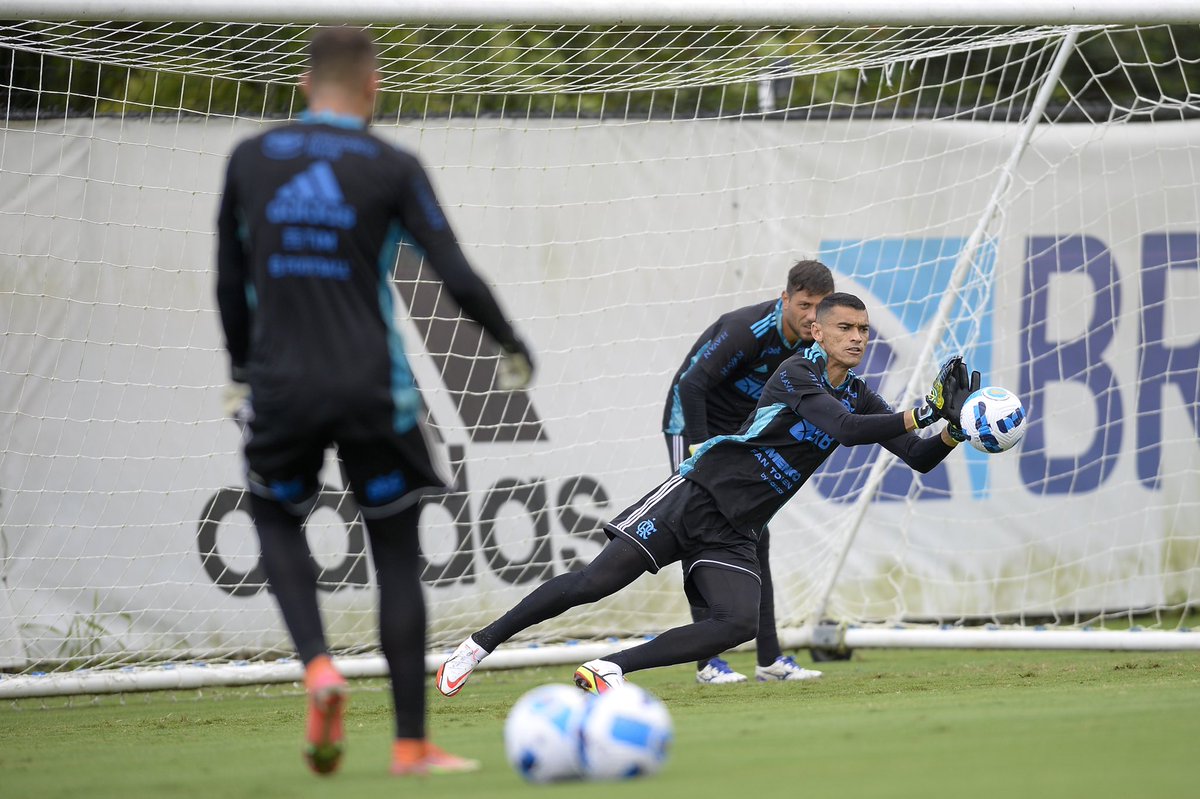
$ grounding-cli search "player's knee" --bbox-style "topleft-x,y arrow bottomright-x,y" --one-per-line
727,611 -> 758,646
711,604 -> 757,647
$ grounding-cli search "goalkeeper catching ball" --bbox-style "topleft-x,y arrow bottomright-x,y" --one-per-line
662,259 -> 833,684
437,292 -> 978,697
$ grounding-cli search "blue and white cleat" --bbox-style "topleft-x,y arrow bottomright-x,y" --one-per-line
696,657 -> 748,684
755,655 -> 823,682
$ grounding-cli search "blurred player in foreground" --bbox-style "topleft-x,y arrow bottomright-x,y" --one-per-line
437,292 -> 977,697
663,259 -> 833,684
215,26 -> 533,777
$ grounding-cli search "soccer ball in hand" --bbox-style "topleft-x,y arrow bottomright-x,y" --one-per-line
959,386 -> 1027,453
504,684 -> 593,783
580,683 -> 673,780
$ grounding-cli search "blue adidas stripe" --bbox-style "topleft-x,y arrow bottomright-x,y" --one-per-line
750,312 -> 774,338
679,403 -> 785,475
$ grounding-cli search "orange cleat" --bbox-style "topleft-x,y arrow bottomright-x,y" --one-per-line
303,654 -> 348,775
391,739 -> 481,776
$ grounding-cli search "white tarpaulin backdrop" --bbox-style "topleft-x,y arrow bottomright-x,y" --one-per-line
1,116 -> 1197,667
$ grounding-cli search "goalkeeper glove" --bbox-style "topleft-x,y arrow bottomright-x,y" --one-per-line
912,355 -> 961,428
918,355 -> 981,439
942,359 -> 982,427
222,379 -> 253,428
946,421 -> 970,443
497,339 -> 535,391
911,404 -> 939,429
914,354 -> 982,428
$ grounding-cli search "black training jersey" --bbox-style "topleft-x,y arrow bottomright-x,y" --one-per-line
216,112 -> 518,430
679,342 -> 954,538
662,298 -> 804,442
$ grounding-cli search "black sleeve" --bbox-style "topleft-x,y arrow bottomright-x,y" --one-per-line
395,156 -> 521,351
857,388 -> 956,474
678,378 -> 710,445
794,392 -> 909,445
214,150 -> 250,380
879,429 -> 955,474
676,321 -> 758,443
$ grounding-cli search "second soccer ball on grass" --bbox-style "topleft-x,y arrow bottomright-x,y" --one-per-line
580,683 -> 673,780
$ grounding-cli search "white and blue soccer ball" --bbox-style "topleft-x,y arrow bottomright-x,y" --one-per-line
960,385 -> 1027,454
504,684 -> 593,783
580,683 -> 673,781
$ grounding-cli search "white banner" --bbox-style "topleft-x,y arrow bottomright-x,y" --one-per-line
1,116 -> 1197,666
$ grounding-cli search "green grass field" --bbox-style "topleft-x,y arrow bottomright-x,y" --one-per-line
3,649 -> 1197,799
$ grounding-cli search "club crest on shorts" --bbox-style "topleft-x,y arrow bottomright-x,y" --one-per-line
635,519 -> 658,539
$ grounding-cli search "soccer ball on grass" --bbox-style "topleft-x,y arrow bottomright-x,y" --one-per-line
580,683 -> 673,780
504,684 -> 592,783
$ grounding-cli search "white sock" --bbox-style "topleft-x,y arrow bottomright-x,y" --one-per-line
464,636 -> 489,664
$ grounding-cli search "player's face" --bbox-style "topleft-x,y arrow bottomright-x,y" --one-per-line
812,305 -> 870,370
780,289 -> 830,345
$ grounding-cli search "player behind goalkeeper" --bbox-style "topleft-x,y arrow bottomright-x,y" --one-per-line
215,26 -> 533,777
664,259 -> 833,684
436,292 -> 978,697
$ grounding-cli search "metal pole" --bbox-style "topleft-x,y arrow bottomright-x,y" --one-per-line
808,30 -> 1082,625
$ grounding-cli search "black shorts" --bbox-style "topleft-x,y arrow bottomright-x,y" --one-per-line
244,396 -> 450,519
605,474 -> 761,588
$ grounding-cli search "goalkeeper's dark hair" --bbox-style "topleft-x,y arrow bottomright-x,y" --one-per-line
785,259 -> 835,296
816,291 -> 867,320
308,27 -> 377,87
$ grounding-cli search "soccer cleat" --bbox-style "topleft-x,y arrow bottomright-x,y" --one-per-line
573,659 -> 626,694
423,742 -> 482,775
303,654 -> 348,775
436,636 -> 489,697
755,655 -> 824,682
391,739 -> 481,777
695,657 -> 748,684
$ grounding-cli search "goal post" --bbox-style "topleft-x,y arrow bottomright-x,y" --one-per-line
2,3 -> 1200,698
807,28 -> 1081,630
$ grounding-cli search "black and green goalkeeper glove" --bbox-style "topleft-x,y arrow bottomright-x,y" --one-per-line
943,359 -> 981,441
913,355 -> 981,432
911,355 -> 963,429
913,355 -> 982,439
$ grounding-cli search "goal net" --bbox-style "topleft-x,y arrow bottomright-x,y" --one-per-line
2,5 -> 1199,696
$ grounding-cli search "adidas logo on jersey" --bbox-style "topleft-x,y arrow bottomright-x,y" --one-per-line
266,161 -> 357,229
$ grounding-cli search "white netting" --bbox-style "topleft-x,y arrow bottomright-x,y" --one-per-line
1,18 -> 1199,691
0,21 -> 1083,93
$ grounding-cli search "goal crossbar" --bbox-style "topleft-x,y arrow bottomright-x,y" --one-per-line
5,0 -> 1200,25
